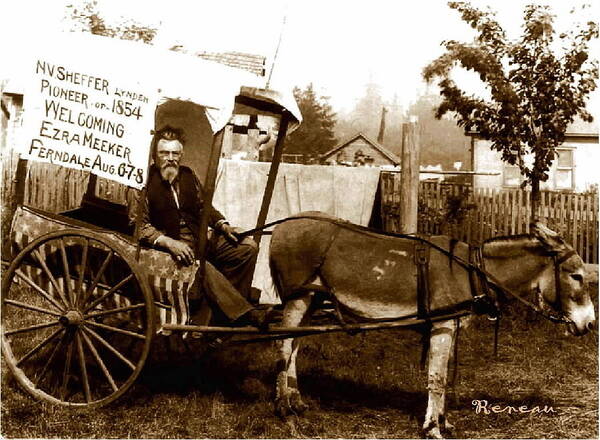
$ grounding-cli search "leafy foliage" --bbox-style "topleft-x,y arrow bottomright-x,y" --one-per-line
285,83 -> 338,163
418,184 -> 475,235
423,2 -> 598,206
407,94 -> 470,168
65,0 -> 157,43
335,82 -> 404,155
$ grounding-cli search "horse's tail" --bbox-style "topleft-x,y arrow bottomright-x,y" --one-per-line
269,252 -> 285,301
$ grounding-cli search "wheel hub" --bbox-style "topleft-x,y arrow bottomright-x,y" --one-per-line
59,310 -> 84,327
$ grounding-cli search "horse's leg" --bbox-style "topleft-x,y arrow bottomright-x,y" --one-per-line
275,294 -> 312,417
423,319 -> 457,439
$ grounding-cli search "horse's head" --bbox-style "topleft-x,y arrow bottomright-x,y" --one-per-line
531,222 -> 595,336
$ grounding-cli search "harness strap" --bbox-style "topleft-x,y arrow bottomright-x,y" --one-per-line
251,213 -> 573,325
493,315 -> 500,357
450,317 -> 461,406
483,270 -> 568,323
414,241 -> 431,323
553,249 -> 577,309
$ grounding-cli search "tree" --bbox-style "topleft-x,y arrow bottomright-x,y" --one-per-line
285,83 -> 337,163
65,0 -> 157,43
407,93 -> 470,170
423,2 -> 598,220
336,80 -> 386,141
335,83 -> 405,155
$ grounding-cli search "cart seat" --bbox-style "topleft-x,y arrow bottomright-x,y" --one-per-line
61,196 -> 133,236
10,205 -> 198,333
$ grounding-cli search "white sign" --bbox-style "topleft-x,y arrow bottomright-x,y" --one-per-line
21,52 -> 158,189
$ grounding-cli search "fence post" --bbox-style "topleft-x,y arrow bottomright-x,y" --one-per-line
399,121 -> 420,234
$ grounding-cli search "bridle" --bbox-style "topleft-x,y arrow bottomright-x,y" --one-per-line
548,249 -> 578,322
479,247 -> 578,325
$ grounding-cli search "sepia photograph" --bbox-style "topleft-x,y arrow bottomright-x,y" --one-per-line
0,0 -> 598,438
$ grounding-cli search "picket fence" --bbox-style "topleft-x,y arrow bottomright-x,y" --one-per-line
1,151 -> 127,215
2,158 -> 598,264
380,172 -> 598,264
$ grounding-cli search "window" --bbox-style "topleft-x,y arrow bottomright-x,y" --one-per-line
502,147 -> 524,187
503,164 -> 522,187
555,148 -> 574,190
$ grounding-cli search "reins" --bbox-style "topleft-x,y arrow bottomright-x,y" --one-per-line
239,214 -> 575,326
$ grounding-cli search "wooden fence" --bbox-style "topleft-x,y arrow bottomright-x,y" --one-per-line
2,158 -> 597,264
380,172 -> 599,264
1,150 -> 127,214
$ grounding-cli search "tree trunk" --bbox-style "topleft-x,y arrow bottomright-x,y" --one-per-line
530,176 -> 540,224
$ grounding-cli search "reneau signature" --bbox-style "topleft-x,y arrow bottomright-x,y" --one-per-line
472,400 -> 556,415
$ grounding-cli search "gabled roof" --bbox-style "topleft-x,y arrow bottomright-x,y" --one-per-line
195,51 -> 266,77
170,46 -> 266,76
320,132 -> 401,165
566,118 -> 598,137
467,117 -> 598,138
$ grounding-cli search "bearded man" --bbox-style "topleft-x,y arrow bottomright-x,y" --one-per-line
127,126 -> 266,326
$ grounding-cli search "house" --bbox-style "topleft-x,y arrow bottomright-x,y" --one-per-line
320,132 -> 400,167
470,119 -> 599,192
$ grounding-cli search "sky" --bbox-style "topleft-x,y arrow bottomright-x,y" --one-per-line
1,0 -> 598,112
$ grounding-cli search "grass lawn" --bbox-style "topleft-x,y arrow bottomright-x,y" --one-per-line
2,287 -> 597,439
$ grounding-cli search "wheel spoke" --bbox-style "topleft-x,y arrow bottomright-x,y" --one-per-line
34,329 -> 67,387
85,303 -> 145,319
80,251 -> 113,308
84,320 -> 146,340
81,331 -> 118,392
4,299 -> 63,318
75,332 -> 92,402
4,320 -> 59,336
60,336 -> 74,401
32,249 -> 68,308
14,269 -> 65,313
16,327 -> 64,367
76,238 -> 89,300
84,274 -> 134,313
59,238 -> 74,306
81,326 -> 136,371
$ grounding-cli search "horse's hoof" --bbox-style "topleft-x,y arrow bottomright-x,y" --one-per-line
275,398 -> 292,419
443,419 -> 455,434
424,427 -> 444,439
290,393 -> 309,414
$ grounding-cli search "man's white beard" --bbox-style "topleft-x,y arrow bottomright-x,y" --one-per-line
160,164 -> 179,183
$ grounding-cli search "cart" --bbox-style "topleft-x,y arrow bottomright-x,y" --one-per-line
1,34 -> 302,408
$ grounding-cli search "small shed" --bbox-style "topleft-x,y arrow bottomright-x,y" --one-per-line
320,132 -> 400,167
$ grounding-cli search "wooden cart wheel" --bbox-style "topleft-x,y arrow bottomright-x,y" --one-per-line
2,229 -> 155,408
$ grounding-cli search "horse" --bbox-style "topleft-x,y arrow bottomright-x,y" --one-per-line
268,211 -> 595,439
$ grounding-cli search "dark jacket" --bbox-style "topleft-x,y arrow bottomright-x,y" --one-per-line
146,164 -> 225,241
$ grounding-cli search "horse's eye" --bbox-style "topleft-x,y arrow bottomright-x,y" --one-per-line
570,273 -> 583,283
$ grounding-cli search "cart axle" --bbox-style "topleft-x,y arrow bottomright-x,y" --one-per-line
59,310 -> 84,326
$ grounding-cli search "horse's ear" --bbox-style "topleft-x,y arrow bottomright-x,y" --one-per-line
530,221 -> 565,252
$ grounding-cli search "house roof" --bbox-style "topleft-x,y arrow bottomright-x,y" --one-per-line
195,51 -> 266,77
320,132 -> 401,165
169,46 -> 266,77
467,117 -> 598,138
566,117 -> 598,137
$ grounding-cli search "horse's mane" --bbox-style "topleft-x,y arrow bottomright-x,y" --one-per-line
483,234 -> 535,245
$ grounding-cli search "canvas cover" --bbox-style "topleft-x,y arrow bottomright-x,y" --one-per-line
270,215 -> 475,319
212,160 -> 382,303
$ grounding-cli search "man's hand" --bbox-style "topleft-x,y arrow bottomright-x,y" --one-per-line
157,236 -> 195,265
220,223 -> 244,244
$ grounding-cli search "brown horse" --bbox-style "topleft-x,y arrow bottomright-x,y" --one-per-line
268,211 -> 595,439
